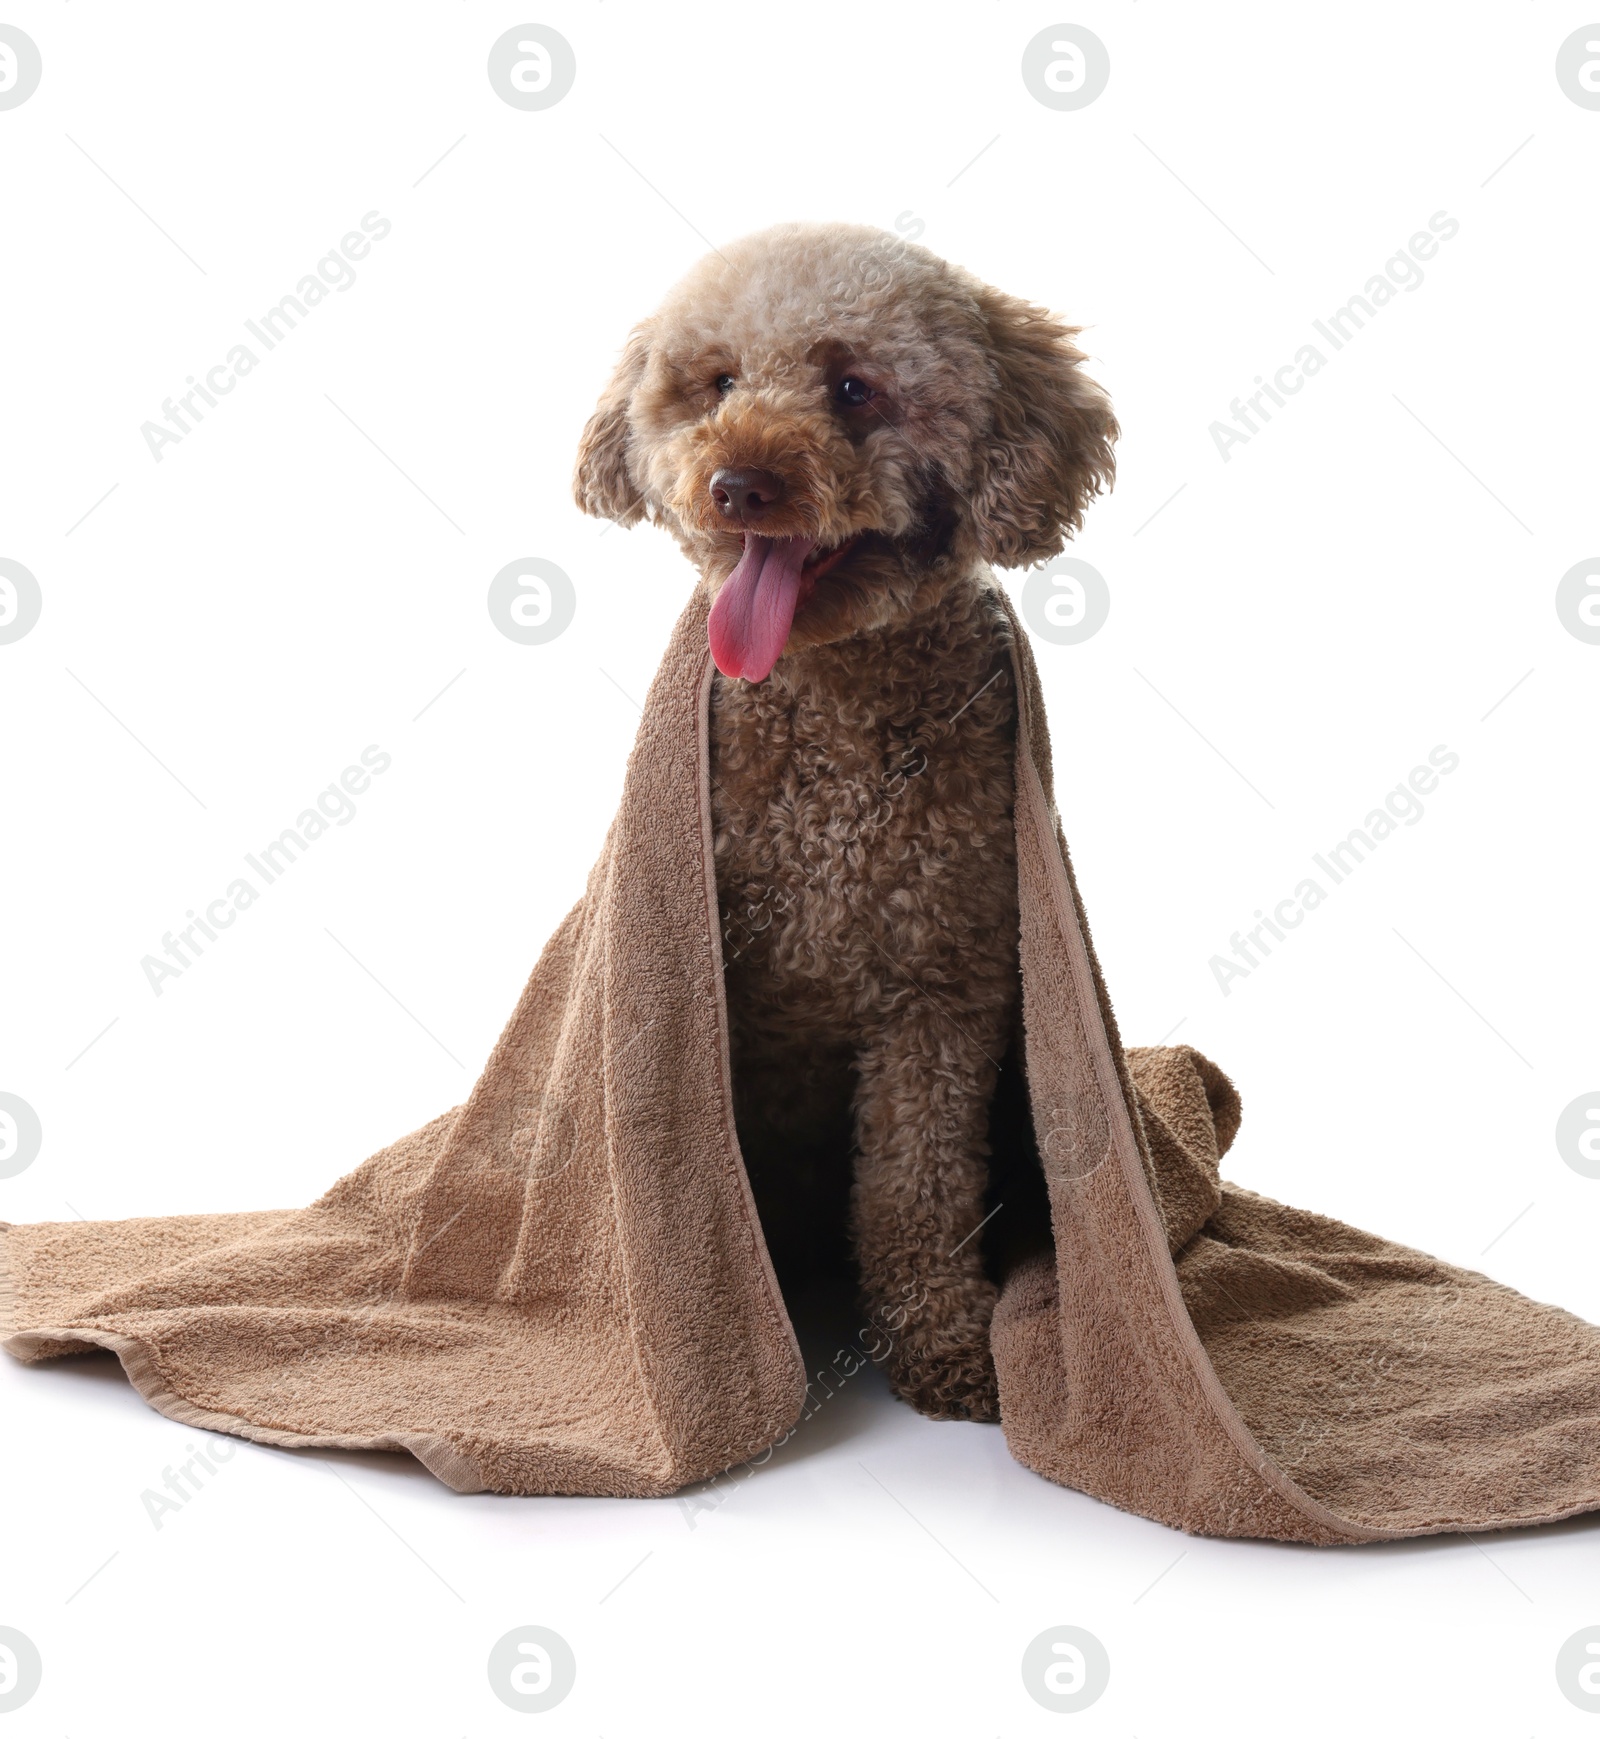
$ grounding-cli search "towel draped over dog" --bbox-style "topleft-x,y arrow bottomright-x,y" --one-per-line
8,588 -> 1600,1543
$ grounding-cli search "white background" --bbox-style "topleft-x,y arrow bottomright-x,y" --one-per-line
2,2 -> 1598,1732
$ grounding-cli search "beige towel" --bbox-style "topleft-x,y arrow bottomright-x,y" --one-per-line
7,587 -> 1600,1541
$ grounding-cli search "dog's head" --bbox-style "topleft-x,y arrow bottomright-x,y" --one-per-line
574,222 -> 1117,681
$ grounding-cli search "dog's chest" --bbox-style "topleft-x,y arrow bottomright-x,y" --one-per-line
708,622 -> 1019,1032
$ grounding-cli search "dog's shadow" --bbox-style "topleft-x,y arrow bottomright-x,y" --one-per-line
761,1274 -> 909,1466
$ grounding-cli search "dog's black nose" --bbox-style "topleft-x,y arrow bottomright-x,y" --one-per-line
710,467 -> 785,522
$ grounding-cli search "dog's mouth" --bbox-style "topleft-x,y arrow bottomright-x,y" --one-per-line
707,531 -> 865,682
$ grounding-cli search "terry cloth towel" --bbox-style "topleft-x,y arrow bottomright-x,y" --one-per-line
7,588 -> 1600,1543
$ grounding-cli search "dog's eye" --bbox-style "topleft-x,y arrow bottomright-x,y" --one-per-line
835,376 -> 874,408
714,374 -> 735,395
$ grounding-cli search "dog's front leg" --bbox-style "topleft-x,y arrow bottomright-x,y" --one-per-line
850,1004 -> 1006,1422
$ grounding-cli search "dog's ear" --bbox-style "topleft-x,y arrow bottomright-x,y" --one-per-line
968,287 -> 1117,569
573,325 -> 651,525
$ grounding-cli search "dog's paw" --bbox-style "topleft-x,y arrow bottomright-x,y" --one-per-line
886,1335 -> 1000,1423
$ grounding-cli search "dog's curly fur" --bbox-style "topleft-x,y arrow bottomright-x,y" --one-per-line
574,223 -> 1116,1421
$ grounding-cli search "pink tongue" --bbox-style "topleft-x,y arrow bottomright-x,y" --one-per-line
708,534 -> 816,681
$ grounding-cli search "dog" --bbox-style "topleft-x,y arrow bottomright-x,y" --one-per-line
573,222 -> 1116,1422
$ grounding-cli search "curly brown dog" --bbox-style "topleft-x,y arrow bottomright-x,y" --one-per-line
574,222 -> 1116,1421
